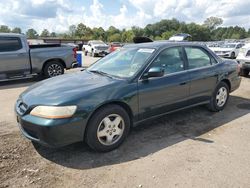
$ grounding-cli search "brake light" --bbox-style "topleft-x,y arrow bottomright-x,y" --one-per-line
73,47 -> 78,58
237,63 -> 241,75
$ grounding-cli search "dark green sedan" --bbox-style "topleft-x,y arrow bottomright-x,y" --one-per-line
16,42 -> 241,152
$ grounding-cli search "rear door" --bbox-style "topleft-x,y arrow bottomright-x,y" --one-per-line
138,47 -> 190,120
0,36 -> 30,79
184,46 -> 218,104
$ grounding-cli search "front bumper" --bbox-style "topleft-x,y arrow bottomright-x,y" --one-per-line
16,112 -> 86,148
216,52 -> 231,58
93,49 -> 109,56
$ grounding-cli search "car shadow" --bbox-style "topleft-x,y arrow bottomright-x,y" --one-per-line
34,95 -> 250,170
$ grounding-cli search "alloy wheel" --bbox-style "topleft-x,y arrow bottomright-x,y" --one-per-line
97,114 -> 125,146
216,87 -> 228,107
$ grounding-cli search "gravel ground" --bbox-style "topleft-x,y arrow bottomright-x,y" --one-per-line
0,56 -> 250,188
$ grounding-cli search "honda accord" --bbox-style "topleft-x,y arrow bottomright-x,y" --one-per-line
15,41 -> 241,152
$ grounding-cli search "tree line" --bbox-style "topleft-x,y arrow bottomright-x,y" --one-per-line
1,17 -> 250,42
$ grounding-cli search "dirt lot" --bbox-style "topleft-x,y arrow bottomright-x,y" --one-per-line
0,56 -> 250,188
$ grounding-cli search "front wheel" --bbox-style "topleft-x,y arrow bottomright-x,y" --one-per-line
85,105 -> 130,152
43,61 -> 64,78
207,82 -> 229,112
231,52 -> 236,59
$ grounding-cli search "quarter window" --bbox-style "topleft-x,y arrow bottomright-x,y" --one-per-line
150,47 -> 185,75
185,47 -> 211,69
0,37 -> 22,52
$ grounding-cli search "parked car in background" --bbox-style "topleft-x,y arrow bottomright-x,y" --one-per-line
16,41 -> 241,152
109,42 -> 123,53
236,43 -> 250,77
0,33 -> 78,81
84,40 -> 109,57
212,43 -> 244,59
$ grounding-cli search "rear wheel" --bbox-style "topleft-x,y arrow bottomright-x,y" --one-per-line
92,50 -> 96,57
207,82 -> 229,112
43,61 -> 64,78
85,105 -> 130,152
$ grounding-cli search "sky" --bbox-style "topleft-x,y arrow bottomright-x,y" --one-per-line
0,0 -> 250,34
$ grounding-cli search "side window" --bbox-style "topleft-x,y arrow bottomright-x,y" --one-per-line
0,37 -> 22,52
150,47 -> 184,75
185,47 -> 211,69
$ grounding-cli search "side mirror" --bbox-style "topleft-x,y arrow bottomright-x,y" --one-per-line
144,67 -> 164,78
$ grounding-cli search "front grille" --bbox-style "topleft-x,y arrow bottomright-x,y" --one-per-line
16,100 -> 28,115
97,47 -> 108,51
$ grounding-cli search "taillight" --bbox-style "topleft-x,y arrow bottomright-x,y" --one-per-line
237,63 -> 241,75
73,47 -> 78,58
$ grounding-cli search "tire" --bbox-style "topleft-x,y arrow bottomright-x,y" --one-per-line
92,51 -> 96,57
43,61 -> 64,78
207,82 -> 229,112
85,105 -> 130,152
231,52 -> 236,59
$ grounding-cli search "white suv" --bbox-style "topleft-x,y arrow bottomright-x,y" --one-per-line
236,43 -> 250,76
212,43 -> 244,59
84,40 -> 109,57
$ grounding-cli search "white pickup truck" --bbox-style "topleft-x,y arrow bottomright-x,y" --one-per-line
84,40 -> 109,57
236,43 -> 250,77
0,33 -> 78,81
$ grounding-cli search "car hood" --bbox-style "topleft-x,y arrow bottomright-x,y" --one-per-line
216,48 -> 234,52
20,71 -> 122,106
92,44 -> 109,48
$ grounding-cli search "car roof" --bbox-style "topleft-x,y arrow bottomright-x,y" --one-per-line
0,33 -> 24,37
124,41 -> 206,49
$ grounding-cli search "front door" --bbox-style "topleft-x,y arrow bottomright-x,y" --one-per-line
138,47 -> 190,120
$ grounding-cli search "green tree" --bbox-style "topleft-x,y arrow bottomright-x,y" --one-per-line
92,27 -> 106,40
26,29 -> 38,39
40,29 -> 50,37
0,25 -> 11,33
121,30 -> 135,42
203,17 -> 223,30
75,23 -> 93,39
50,32 -> 57,37
161,30 -> 176,40
12,27 -> 22,34
69,25 -> 76,38
131,26 -> 144,37
108,33 -> 121,42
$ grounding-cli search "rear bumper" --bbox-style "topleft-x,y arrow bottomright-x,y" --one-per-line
230,76 -> 242,92
16,113 -> 86,147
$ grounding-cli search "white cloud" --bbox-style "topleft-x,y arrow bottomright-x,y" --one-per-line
0,0 -> 249,34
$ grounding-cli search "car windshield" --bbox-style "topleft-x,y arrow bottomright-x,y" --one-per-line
221,44 -> 236,48
88,48 -> 155,78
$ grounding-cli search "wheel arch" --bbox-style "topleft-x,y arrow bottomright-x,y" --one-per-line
220,79 -> 231,92
42,58 -> 66,72
84,101 -> 134,138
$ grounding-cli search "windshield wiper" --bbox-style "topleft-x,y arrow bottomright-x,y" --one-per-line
89,70 -> 114,79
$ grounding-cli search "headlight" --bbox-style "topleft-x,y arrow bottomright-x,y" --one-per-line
30,106 -> 77,119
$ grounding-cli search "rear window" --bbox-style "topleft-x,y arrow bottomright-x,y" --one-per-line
0,37 -> 22,52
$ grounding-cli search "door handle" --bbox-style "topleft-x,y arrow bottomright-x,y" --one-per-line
180,82 -> 187,85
